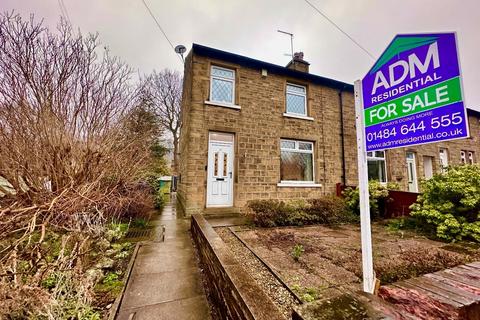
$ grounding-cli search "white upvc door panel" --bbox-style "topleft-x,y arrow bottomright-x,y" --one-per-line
206,133 -> 234,207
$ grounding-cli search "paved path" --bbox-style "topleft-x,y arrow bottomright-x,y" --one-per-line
116,196 -> 210,320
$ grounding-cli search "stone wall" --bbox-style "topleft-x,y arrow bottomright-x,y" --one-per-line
177,51 -> 194,214
191,214 -> 284,320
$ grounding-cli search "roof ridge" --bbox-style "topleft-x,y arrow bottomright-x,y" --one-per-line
191,43 -> 354,92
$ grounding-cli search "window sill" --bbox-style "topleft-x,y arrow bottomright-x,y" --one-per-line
277,182 -> 322,188
283,113 -> 314,121
205,100 -> 241,110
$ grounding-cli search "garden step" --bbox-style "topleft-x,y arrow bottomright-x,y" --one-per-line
379,263 -> 480,320
202,207 -> 241,216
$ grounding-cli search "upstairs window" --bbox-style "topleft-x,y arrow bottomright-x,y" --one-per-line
367,151 -> 387,183
461,150 -> 466,164
280,139 -> 314,182
468,151 -> 475,164
286,83 -> 307,116
210,66 -> 235,104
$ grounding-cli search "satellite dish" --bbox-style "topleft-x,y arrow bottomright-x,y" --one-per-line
175,44 -> 187,63
174,45 -> 186,55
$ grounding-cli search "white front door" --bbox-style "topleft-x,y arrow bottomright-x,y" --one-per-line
406,152 -> 418,192
207,132 -> 234,207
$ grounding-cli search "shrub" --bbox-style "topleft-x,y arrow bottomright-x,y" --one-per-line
106,223 -> 129,242
410,165 -> 480,242
244,196 -> 352,227
343,181 -> 399,219
244,200 -> 290,227
154,184 -> 170,209
307,196 -> 358,224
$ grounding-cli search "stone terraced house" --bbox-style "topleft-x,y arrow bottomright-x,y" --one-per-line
177,43 -> 480,215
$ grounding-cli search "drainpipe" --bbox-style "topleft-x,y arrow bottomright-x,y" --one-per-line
339,86 -> 347,186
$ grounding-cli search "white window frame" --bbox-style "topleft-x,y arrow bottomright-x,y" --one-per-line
439,148 -> 448,173
423,156 -> 434,180
278,139 -> 320,187
209,65 -> 235,105
468,151 -> 474,164
285,83 -> 307,117
367,151 -> 387,183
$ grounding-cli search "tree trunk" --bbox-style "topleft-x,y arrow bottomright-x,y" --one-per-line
172,135 -> 179,175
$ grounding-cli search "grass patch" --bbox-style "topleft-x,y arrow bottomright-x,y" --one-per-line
95,272 -> 124,296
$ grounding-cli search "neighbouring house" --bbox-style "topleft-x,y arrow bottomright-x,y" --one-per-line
177,43 -> 480,215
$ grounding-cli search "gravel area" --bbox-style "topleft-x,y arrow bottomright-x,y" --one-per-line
215,227 -> 300,319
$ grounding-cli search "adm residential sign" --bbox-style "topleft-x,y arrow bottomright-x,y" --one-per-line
361,33 -> 469,151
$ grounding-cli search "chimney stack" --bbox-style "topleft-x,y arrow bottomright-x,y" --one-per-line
286,51 -> 310,73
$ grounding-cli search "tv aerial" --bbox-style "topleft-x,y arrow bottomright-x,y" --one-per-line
277,30 -> 294,59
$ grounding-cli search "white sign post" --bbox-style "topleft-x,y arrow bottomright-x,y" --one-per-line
354,80 -> 375,294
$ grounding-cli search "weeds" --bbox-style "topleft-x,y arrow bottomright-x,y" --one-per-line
291,244 -> 305,262
386,217 -> 418,232
0,225 -> 134,318
291,284 -> 320,303
132,218 -> 149,229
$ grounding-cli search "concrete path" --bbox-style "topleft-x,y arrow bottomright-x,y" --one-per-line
116,196 -> 211,320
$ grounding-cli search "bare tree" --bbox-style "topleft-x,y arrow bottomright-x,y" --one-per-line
0,12 -> 159,235
143,69 -> 182,174
0,12 -> 167,318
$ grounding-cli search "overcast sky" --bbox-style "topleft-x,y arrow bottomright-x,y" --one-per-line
5,0 -> 480,110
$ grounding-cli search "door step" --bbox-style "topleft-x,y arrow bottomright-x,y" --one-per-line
203,207 -> 241,217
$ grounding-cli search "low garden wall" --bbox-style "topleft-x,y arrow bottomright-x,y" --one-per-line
191,214 -> 284,320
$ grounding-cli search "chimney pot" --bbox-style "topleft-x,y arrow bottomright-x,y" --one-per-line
286,51 -> 310,73
293,52 -> 304,60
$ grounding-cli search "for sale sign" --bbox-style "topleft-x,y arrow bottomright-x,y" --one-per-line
362,33 -> 469,151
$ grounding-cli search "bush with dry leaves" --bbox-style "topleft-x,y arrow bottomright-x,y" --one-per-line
0,12 -> 167,318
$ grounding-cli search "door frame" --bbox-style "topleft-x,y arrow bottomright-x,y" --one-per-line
406,152 -> 418,192
206,132 -> 235,208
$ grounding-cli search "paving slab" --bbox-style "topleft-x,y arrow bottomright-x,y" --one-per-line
120,268 -> 205,309
116,296 -> 210,320
133,250 -> 196,274
115,196 -> 210,319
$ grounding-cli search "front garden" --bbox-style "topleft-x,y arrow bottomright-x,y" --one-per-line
215,165 -> 480,318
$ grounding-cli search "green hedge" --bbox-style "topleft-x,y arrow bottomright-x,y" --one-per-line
410,165 -> 480,242
154,184 -> 169,209
244,196 -> 357,227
